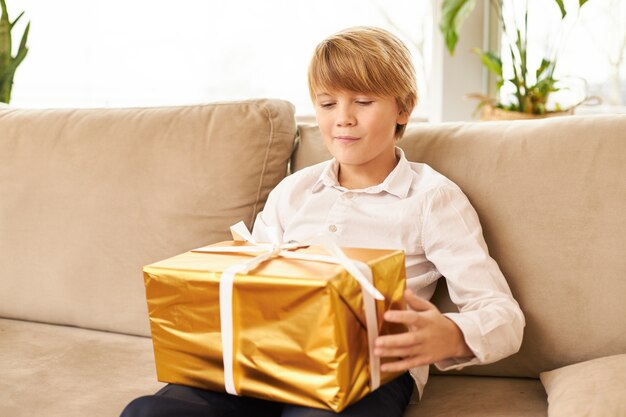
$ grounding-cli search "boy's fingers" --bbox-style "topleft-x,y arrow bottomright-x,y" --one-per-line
375,332 -> 423,350
375,345 -> 420,358
383,309 -> 423,326
374,333 -> 425,358
383,292 -> 436,323
404,289 -> 436,312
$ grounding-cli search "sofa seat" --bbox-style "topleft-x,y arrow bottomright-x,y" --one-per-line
0,315 -> 547,417
0,318 -> 163,417
407,375 -> 547,417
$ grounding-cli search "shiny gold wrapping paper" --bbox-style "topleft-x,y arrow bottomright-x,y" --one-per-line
143,241 -> 406,412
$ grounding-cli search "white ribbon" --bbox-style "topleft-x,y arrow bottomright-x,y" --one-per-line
192,221 -> 384,395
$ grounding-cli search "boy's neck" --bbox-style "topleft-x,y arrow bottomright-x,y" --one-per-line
337,153 -> 399,190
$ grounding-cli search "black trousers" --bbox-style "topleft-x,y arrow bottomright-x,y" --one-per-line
120,372 -> 414,417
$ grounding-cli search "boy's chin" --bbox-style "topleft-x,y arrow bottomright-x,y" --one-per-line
328,148 -> 355,161
332,154 -> 369,167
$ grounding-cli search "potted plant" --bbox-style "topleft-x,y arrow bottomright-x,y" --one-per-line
440,0 -> 590,120
0,0 -> 30,104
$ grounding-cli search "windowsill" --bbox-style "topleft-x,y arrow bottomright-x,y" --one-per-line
574,105 -> 626,115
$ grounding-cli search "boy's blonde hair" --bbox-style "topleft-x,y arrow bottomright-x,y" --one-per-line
308,26 -> 418,139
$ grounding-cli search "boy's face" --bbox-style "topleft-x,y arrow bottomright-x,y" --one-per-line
314,89 -> 408,173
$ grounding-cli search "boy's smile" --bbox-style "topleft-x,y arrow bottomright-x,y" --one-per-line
315,89 -> 408,189
333,135 -> 360,144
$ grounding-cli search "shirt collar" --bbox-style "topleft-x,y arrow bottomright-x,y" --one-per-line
311,147 -> 412,198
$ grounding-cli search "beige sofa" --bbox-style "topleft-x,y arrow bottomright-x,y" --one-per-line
1,99 -> 624,417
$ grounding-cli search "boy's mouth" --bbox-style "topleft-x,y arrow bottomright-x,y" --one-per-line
334,136 -> 360,143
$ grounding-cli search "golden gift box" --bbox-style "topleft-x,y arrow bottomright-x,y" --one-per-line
143,238 -> 406,412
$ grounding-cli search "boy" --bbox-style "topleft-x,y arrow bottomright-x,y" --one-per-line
121,26 -> 524,417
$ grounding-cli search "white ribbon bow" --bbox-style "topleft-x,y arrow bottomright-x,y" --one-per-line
192,221 -> 384,396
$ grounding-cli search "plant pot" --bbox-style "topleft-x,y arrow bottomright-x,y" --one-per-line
479,104 -> 574,121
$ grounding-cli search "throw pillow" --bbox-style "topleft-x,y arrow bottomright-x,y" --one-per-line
540,354 -> 626,417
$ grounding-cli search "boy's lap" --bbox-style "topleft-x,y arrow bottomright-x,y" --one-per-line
123,373 -> 413,417
282,372 -> 413,416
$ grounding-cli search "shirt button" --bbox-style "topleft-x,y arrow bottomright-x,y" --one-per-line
328,225 -> 337,233
343,192 -> 353,199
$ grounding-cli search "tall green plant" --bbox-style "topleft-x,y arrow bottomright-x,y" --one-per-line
0,0 -> 30,104
440,0 -> 590,115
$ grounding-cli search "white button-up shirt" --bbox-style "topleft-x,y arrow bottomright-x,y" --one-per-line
252,148 -> 525,398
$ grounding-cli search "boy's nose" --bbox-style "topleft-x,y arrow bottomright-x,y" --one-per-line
336,106 -> 356,127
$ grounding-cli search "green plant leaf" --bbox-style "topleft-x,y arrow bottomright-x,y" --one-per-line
0,1 -> 11,68
536,58 -> 552,80
17,21 -> 29,54
579,0 -> 589,7
554,0 -> 566,18
12,45 -> 27,68
10,11 -> 24,28
440,0 -> 477,55
472,47 -> 503,78
0,0 -> 30,104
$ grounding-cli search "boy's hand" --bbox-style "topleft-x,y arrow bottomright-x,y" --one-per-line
374,289 -> 474,372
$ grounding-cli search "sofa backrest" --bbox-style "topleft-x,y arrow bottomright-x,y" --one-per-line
0,99 -> 297,337
292,115 -> 626,378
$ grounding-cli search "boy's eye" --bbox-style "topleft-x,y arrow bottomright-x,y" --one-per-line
356,100 -> 373,106
319,102 -> 335,108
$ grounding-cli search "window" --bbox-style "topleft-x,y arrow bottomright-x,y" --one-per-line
560,0 -> 626,112
498,0 -> 626,113
9,0 -> 437,119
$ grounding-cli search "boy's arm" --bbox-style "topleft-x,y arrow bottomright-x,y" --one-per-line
421,185 -> 525,370
250,179 -> 288,242
376,185 -> 525,370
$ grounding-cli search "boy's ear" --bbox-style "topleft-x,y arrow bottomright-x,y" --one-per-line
397,110 -> 410,125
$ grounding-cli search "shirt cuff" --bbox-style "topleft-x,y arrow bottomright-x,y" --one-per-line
434,312 -> 484,371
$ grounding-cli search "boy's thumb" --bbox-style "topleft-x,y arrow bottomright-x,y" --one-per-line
404,289 -> 436,312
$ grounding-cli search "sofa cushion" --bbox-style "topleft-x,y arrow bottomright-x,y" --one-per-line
0,318 -> 163,417
291,124 -> 331,172
0,100 -> 296,336
539,354 -> 626,417
404,375 -> 547,416
292,116 -> 626,378
401,115 -> 626,378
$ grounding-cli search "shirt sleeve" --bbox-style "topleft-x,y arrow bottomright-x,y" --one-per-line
251,180 -> 286,243
421,185 -> 525,371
